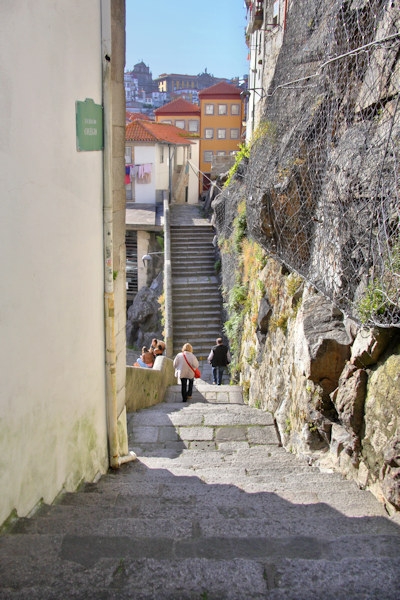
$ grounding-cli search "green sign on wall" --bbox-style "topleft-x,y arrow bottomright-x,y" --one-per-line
76,98 -> 103,151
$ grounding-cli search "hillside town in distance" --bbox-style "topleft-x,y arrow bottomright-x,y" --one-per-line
124,60 -> 248,116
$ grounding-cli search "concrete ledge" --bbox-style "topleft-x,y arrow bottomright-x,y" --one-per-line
126,356 -> 177,412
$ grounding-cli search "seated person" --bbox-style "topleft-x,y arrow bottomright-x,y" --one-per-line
153,343 -> 165,357
134,347 -> 155,368
150,338 -> 166,357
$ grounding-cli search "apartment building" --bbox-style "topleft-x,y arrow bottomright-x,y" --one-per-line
155,98 -> 201,135
198,82 -> 244,192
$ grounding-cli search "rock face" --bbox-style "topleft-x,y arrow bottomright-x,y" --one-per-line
234,256 -> 400,511
212,0 -> 400,512
299,295 -> 352,397
362,344 -> 400,507
126,272 -> 163,349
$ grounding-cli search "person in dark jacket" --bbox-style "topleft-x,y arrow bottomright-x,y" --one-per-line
207,338 -> 231,385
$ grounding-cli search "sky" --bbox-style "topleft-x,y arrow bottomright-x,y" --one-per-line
125,0 -> 249,80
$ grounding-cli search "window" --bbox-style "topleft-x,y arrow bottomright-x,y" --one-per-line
188,120 -> 199,132
231,104 -> 240,115
204,128 -> 214,139
125,146 -> 132,164
159,145 -> 164,164
162,119 -> 172,124
216,151 -> 226,156
204,151 -> 213,163
205,104 -> 214,115
217,129 -> 226,139
230,129 -> 240,139
273,0 -> 279,25
175,120 -> 185,129
218,104 -> 227,115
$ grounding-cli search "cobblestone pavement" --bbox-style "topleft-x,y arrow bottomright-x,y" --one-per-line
1,391 -> 400,599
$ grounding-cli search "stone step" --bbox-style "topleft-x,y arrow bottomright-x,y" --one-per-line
171,239 -> 214,248
2,395 -> 400,599
171,236 -> 214,243
170,225 -> 214,233
172,265 -> 216,275
172,281 -> 220,290
170,219 -> 224,374
171,250 -> 215,259
173,324 -> 221,338
163,384 -> 243,403
171,253 -> 215,261
173,333 -> 222,345
173,307 -> 221,317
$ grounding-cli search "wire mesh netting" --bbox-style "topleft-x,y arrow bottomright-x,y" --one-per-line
217,0 -> 400,328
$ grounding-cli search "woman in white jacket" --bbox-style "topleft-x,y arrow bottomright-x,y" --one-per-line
173,342 -> 199,402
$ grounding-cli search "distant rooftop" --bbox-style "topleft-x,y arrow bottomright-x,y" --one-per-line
155,98 -> 200,116
199,81 -> 242,99
126,120 -> 194,145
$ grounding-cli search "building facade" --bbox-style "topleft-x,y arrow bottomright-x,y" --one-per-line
125,119 -> 199,297
244,0 -> 287,141
155,98 -> 201,135
0,0 -> 128,529
125,120 -> 198,205
198,82 -> 245,192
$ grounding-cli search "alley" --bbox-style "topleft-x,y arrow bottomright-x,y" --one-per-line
1,387 -> 400,599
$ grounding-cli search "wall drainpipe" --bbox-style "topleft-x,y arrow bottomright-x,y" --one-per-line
101,0 -> 136,469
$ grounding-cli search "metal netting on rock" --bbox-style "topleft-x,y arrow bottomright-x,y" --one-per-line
244,0 -> 400,327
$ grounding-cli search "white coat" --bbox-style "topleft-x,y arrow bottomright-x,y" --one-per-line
173,351 -> 199,380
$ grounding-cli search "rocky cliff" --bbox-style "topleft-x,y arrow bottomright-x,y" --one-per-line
213,0 -> 400,512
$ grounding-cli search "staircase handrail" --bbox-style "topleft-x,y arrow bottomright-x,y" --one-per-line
163,192 -> 173,357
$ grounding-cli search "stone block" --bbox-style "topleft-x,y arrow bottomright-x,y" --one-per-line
189,441 -> 217,451
158,427 -> 179,442
178,427 -> 214,441
218,441 -> 250,452
130,426 -> 159,443
247,425 -> 279,445
333,363 -> 368,435
351,327 -> 395,368
215,426 -> 247,442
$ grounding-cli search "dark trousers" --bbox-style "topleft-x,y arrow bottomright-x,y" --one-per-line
180,377 -> 194,401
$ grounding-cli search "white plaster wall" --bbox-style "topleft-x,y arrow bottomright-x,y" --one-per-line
156,144 -> 170,195
134,146 -> 157,203
188,140 -> 200,203
0,1 -> 109,526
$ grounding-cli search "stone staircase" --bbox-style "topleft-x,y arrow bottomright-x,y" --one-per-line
2,396 -> 400,599
170,222 -> 222,358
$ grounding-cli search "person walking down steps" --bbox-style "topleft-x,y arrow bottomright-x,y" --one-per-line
173,343 -> 199,402
208,337 -> 231,385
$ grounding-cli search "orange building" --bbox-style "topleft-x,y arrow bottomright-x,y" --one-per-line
154,98 -> 201,134
198,82 -> 244,192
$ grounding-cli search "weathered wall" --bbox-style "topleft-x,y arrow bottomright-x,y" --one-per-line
126,357 -> 177,412
108,0 -> 129,447
214,0 -> 400,512
214,213 -> 400,510
0,1 -> 125,528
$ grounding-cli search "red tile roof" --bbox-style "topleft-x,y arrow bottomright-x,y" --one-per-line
155,98 -> 200,116
126,111 -> 151,121
126,120 -> 194,145
198,81 -> 242,99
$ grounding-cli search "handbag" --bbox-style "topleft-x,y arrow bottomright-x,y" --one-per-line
183,352 -> 201,378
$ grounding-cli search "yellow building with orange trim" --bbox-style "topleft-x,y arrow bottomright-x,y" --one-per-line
198,82 -> 244,192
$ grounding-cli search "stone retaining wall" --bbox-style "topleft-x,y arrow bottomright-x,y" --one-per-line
126,356 -> 177,412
